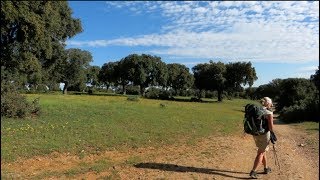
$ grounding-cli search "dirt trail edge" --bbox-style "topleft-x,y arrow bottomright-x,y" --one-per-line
2,120 -> 319,180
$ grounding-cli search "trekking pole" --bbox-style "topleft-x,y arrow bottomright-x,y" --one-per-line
272,144 -> 281,170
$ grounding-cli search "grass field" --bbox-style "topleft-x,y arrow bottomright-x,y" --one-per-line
1,94 -> 318,164
1,94 -> 254,163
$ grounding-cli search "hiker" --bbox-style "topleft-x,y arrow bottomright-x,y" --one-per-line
249,97 -> 274,179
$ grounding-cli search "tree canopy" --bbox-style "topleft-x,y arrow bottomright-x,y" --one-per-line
225,62 -> 257,91
98,61 -> 120,90
193,61 -> 257,101
127,54 -> 168,95
1,1 -> 82,88
61,48 -> 92,94
167,63 -> 194,95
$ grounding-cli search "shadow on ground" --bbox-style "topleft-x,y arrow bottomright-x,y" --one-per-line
134,162 -> 251,179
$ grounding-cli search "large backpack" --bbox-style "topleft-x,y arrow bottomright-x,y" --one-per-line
243,104 -> 268,136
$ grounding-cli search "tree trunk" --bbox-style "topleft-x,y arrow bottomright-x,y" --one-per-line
106,84 -> 110,92
122,84 -> 126,95
140,85 -> 145,96
63,82 -> 68,94
217,89 -> 223,102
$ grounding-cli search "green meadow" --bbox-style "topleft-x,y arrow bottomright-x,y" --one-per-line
1,94 -> 254,162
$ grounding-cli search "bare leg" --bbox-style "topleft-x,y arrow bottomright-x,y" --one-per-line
262,153 -> 267,168
252,150 -> 265,171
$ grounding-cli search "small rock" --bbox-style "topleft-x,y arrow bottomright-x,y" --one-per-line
299,143 -> 305,147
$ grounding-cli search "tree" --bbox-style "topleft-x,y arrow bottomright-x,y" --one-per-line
98,61 -> 120,90
141,54 -> 168,91
193,61 -> 257,101
310,66 -> 319,92
61,48 -> 92,94
225,62 -> 257,92
276,78 -> 319,122
86,65 -> 101,87
254,78 -> 282,101
193,61 -> 226,101
167,63 -> 194,95
1,1 -> 82,86
1,1 -> 82,118
276,78 -> 317,111
117,56 -> 136,95
119,54 -> 168,96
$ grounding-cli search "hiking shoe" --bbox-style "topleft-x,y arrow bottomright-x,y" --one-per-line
264,167 -> 271,174
250,170 -> 258,179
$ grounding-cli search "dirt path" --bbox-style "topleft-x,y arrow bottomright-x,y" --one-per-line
2,120 -> 319,179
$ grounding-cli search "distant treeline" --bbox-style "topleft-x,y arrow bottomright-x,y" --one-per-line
1,1 -> 319,123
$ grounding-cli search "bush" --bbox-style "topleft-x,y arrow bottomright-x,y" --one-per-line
305,97 -> 320,122
194,89 -> 206,99
276,78 -> 316,112
88,89 -> 93,95
126,85 -> 140,95
185,89 -> 195,97
1,82 -> 40,118
145,87 -> 160,99
222,91 -> 232,100
205,90 -> 216,98
37,84 -> 49,93
145,87 -> 172,100
280,97 -> 319,123
48,83 -> 61,91
158,89 -> 172,100
276,78 -> 319,123
280,104 -> 306,123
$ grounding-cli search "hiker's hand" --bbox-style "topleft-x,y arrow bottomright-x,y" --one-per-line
270,131 -> 277,144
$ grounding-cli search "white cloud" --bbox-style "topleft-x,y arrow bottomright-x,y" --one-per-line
67,40 -> 109,47
68,1 -> 319,63
297,66 -> 318,73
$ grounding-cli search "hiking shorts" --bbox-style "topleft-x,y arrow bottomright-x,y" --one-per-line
253,131 -> 270,152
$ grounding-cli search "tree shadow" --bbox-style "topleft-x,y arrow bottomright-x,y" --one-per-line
134,162 -> 252,179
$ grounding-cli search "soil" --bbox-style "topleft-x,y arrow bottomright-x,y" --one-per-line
2,119 -> 319,180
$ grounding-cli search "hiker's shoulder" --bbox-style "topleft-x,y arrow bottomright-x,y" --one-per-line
263,107 -> 273,115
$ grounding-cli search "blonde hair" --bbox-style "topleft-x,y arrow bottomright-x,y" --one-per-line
261,97 -> 273,107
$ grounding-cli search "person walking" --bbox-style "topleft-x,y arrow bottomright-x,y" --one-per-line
249,97 -> 274,179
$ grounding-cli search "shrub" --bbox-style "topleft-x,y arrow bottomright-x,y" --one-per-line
144,87 -> 172,100
1,82 -> 40,118
205,90 -> 216,98
276,78 -> 319,123
158,89 -> 172,100
48,83 -> 61,91
276,78 -> 316,112
31,97 -> 41,115
37,84 -> 49,93
194,89 -> 206,99
88,89 -> 93,95
280,104 -> 306,123
222,91 -> 232,100
126,85 -> 140,95
280,97 -> 319,123
185,89 -> 195,97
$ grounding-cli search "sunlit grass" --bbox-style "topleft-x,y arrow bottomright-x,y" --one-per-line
1,94 -> 254,162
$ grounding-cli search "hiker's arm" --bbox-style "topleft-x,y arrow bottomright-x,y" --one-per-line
267,114 -> 274,132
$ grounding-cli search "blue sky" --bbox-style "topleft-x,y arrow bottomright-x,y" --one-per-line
66,1 -> 319,87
